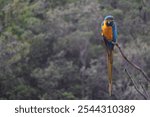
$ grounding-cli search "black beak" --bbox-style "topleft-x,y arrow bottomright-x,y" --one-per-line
107,20 -> 113,26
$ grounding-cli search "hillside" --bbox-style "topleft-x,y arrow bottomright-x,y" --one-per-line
0,0 -> 150,99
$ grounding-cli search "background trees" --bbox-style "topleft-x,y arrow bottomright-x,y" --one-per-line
0,0 -> 150,99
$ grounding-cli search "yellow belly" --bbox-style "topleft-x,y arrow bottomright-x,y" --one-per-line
101,22 -> 113,41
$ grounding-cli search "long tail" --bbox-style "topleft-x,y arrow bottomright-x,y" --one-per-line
107,49 -> 113,96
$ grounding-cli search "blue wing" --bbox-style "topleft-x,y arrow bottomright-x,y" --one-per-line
112,22 -> 117,42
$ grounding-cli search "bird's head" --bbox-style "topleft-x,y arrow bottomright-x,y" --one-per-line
104,15 -> 114,26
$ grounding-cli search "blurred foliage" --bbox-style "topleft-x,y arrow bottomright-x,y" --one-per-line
0,0 -> 150,100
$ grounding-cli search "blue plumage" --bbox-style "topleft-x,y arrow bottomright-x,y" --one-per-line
112,22 -> 117,43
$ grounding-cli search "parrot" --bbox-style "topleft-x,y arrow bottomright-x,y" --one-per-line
100,15 -> 118,96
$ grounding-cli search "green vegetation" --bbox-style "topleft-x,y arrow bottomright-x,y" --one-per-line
0,0 -> 150,100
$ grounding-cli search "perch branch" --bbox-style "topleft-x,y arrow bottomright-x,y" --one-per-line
125,68 -> 148,100
112,42 -> 150,83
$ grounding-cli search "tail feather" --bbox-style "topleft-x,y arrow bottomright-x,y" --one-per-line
107,49 -> 113,96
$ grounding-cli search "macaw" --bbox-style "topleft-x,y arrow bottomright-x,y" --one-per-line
101,15 -> 117,96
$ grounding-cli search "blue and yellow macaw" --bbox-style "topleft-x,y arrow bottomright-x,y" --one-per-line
101,15 -> 117,96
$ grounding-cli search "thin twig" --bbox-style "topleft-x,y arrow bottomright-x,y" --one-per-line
112,42 -> 150,83
125,68 -> 148,100
139,80 -> 149,98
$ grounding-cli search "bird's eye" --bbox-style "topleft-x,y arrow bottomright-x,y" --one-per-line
107,21 -> 110,24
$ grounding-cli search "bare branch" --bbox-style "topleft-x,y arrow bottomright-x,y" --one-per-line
125,68 -> 148,100
112,42 -> 150,83
139,80 -> 149,98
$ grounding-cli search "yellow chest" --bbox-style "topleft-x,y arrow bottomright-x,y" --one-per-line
101,21 -> 113,41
